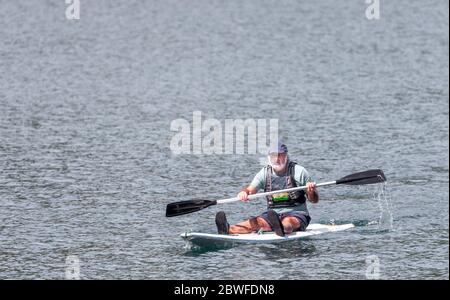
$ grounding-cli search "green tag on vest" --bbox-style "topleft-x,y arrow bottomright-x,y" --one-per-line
272,192 -> 289,202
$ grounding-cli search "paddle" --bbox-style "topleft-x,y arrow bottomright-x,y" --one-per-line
165,169 -> 386,217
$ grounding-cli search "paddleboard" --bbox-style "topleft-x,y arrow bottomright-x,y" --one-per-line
181,223 -> 355,246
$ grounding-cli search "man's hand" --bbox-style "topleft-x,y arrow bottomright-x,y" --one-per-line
306,182 -> 319,203
306,182 -> 316,193
237,190 -> 249,202
237,186 -> 256,202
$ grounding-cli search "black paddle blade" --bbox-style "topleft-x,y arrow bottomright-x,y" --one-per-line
336,169 -> 386,185
165,200 -> 217,217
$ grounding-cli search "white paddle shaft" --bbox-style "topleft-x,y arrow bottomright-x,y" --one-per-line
217,181 -> 336,204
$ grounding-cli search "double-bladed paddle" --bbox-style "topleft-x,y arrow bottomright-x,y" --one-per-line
165,169 -> 386,217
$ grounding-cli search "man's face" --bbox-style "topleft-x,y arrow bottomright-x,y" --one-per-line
269,153 -> 288,172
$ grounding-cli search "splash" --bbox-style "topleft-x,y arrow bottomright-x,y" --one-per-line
373,182 -> 394,231
183,240 -> 194,251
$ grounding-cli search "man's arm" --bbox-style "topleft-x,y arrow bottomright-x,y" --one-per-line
295,165 -> 319,203
237,168 -> 265,201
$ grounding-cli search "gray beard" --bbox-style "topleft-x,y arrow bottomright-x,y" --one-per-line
270,160 -> 288,174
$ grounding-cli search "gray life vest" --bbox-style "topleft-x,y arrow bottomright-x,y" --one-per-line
264,161 -> 306,209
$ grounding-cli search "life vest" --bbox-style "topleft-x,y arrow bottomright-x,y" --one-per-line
264,161 -> 306,209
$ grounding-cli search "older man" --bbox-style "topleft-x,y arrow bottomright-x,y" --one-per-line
215,142 -> 318,236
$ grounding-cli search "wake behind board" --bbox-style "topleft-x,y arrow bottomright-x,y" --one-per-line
181,223 -> 355,247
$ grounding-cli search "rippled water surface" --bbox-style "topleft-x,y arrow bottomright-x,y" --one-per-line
0,0 -> 448,279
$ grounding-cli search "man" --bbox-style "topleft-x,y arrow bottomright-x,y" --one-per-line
215,142 -> 318,236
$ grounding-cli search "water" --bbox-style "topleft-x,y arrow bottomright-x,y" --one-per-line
0,0 -> 448,279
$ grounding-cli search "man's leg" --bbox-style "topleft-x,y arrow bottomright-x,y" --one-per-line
229,217 -> 271,234
281,216 -> 301,234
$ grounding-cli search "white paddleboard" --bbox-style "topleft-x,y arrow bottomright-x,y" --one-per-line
181,223 -> 355,246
